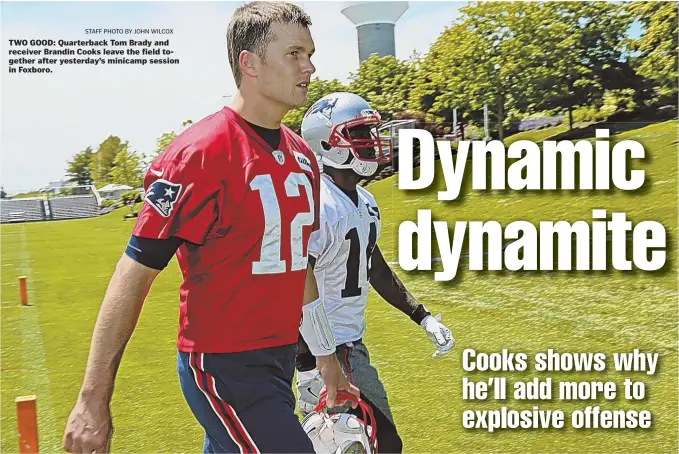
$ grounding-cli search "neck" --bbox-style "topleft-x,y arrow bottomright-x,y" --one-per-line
229,88 -> 288,129
325,169 -> 360,192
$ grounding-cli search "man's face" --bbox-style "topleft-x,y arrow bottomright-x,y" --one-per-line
348,125 -> 379,160
258,22 -> 316,110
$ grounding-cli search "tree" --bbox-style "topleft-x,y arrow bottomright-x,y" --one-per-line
110,146 -> 144,188
282,78 -> 347,133
626,1 -> 678,104
525,2 -> 634,128
153,131 -> 177,158
90,136 -> 128,188
409,2 -> 633,134
0,186 -> 7,199
152,119 -> 192,159
66,147 -> 94,185
409,3 -> 534,138
348,54 -> 415,121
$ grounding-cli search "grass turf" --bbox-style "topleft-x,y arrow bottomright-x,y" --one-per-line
1,120 -> 676,452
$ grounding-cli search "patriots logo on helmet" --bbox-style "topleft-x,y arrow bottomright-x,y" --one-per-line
305,97 -> 338,119
144,179 -> 182,217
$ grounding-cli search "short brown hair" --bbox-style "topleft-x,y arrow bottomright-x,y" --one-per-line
227,2 -> 312,87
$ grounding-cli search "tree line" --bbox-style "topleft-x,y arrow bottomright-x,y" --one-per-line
65,120 -> 193,189
66,2 -> 677,188
283,1 -> 677,137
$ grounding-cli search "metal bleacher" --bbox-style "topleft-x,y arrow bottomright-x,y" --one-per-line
49,196 -> 100,220
0,198 -> 45,223
0,195 -> 101,224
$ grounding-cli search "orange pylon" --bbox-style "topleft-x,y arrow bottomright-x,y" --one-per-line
16,395 -> 39,453
18,276 -> 28,306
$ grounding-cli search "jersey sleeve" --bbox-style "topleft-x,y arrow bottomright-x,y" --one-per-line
290,132 -> 321,233
373,200 -> 381,243
132,149 -> 220,245
308,217 -> 332,260
305,146 -> 321,233
308,203 -> 344,270
363,189 -> 381,243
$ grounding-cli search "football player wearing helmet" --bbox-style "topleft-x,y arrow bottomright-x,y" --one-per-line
296,92 -> 456,453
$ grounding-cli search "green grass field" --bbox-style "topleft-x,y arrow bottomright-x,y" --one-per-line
2,120 -> 677,453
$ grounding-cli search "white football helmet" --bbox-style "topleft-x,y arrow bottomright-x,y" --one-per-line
301,390 -> 377,454
301,92 -> 392,177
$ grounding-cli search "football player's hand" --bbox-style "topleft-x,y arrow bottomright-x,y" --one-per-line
63,396 -> 113,453
316,354 -> 360,408
421,313 -> 455,358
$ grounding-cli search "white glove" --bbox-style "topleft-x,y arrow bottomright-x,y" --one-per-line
296,369 -> 323,415
421,313 -> 455,358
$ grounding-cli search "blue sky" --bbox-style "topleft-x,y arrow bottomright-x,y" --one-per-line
1,1 -> 640,193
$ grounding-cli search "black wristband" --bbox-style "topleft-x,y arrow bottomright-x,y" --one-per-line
410,304 -> 431,325
295,350 -> 316,372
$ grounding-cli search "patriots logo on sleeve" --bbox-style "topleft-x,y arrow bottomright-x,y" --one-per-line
144,179 -> 182,217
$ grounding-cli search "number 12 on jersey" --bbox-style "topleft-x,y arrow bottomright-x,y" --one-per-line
250,173 -> 314,274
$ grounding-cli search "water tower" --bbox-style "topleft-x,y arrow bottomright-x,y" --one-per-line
341,1 -> 409,62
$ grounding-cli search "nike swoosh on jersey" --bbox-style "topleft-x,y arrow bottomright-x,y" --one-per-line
150,168 -> 164,177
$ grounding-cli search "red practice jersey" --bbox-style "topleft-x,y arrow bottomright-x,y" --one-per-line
133,107 -> 320,353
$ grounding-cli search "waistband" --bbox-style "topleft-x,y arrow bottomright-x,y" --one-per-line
337,338 -> 363,349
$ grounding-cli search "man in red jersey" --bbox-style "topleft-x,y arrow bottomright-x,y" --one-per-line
62,3 -> 358,453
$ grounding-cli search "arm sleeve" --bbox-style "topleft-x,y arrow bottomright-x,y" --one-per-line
132,150 -> 220,245
309,150 -> 321,233
124,235 -> 183,270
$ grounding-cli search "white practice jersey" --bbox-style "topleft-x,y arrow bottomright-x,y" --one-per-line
309,174 -> 381,345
